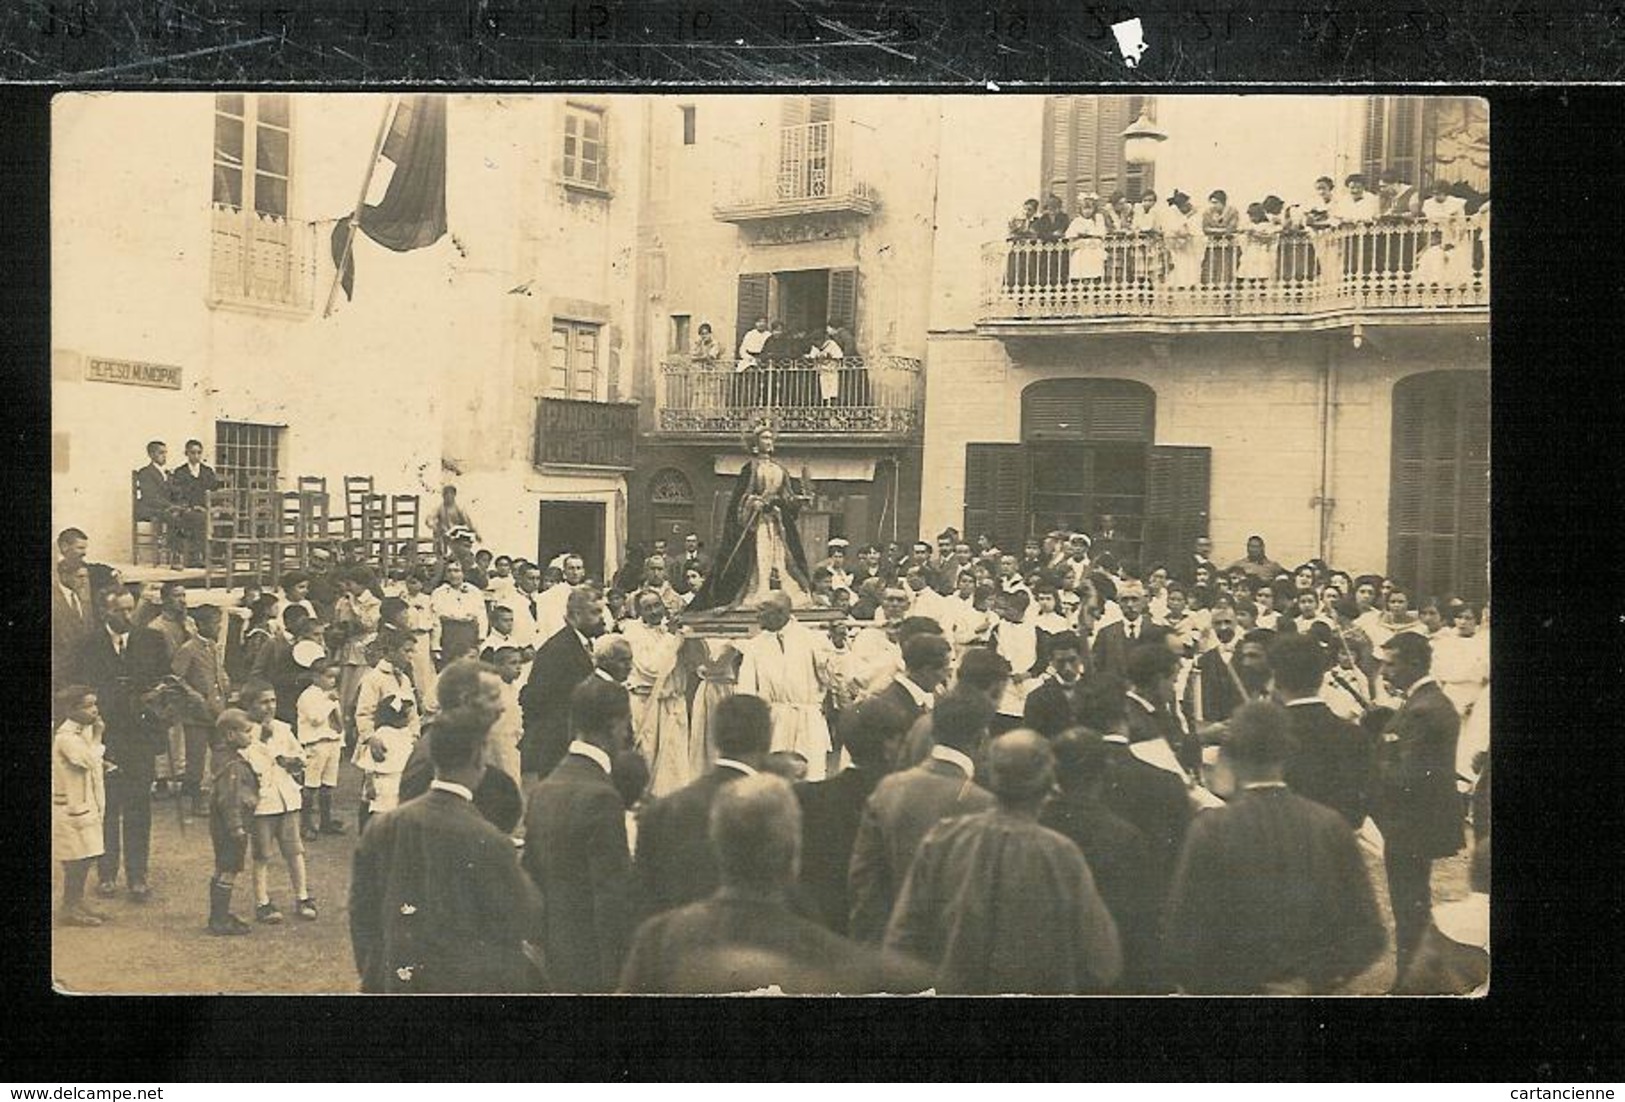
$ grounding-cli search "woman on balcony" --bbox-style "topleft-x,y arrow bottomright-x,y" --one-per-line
1237,203 -> 1281,289
689,424 -> 814,614
1064,193 -> 1109,286
1162,190 -> 1203,289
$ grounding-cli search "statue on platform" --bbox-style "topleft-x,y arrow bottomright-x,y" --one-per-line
689,421 -> 815,612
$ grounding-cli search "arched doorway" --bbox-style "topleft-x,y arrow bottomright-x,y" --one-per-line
963,378 -> 1207,570
1388,371 -> 1489,601
648,466 -> 696,550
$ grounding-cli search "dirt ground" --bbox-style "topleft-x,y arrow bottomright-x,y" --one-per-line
52,762 -> 1473,996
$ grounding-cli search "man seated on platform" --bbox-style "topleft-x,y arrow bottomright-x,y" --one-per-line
168,439 -> 220,568
133,441 -> 183,556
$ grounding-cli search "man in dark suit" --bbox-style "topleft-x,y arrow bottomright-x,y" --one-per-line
53,559 -> 94,685
1022,630 -> 1085,738
847,689 -> 997,943
636,694 -> 773,918
522,677 -> 638,992
518,586 -> 603,781
794,699 -> 902,934
1042,729 -> 1162,992
1091,580 -> 1168,679
1125,642 -> 1197,775
1271,632 -> 1375,830
73,589 -> 170,901
1164,702 -> 1385,994
1075,673 -> 1193,885
1371,632 -> 1464,977
348,705 -> 545,993
133,441 -> 184,557
621,774 -> 918,993
867,632 -> 951,745
675,532 -> 710,579
168,438 -> 221,567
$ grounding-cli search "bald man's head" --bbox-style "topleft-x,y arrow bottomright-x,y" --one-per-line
986,729 -> 1056,807
709,774 -> 802,890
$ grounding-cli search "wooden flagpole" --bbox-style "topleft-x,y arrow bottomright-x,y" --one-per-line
323,94 -> 402,318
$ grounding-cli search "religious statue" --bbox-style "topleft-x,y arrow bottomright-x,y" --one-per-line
689,421 -> 815,612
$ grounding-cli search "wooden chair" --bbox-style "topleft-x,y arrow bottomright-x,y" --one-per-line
298,490 -> 344,566
131,470 -> 175,567
204,488 -> 253,589
343,475 -> 376,543
387,494 -> 437,568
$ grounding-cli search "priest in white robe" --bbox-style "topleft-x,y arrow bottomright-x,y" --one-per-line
620,591 -> 700,799
735,592 -> 833,780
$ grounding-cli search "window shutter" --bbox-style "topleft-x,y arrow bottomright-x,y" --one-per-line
1142,446 -> 1211,573
780,97 -> 810,127
1069,97 -> 1098,212
1095,96 -> 1129,199
1041,96 -> 1072,204
826,268 -> 858,332
964,444 -> 1028,552
1363,95 -> 1386,181
735,273 -> 771,350
808,96 -> 833,124
1387,371 -> 1488,600
1022,379 -> 1154,443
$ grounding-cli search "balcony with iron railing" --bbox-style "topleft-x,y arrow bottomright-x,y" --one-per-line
979,218 -> 1489,334
209,203 -> 318,315
657,355 -> 922,441
713,119 -> 877,222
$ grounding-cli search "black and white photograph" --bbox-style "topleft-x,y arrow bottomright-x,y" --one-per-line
49,91 -> 1490,996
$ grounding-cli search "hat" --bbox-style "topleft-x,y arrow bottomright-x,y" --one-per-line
291,639 -> 326,669
1070,532 -> 1093,548
1167,190 -> 1191,206
448,526 -> 474,541
827,537 -> 850,550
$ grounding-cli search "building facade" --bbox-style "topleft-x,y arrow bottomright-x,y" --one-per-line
924,94 -> 1489,600
53,92 -> 645,582
625,94 -> 936,563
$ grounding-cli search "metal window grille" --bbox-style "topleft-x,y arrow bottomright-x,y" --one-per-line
214,421 -> 284,510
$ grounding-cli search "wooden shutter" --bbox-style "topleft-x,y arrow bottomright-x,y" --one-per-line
1042,95 -> 1145,209
1387,371 -> 1489,601
964,444 -> 1028,552
1095,97 -> 1130,199
780,97 -> 809,127
735,273 -> 770,350
1022,379 -> 1154,443
1142,446 -> 1211,573
808,95 -> 833,124
1364,95 -> 1426,184
826,268 -> 858,332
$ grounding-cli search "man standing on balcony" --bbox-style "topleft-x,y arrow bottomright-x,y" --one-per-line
169,439 -> 220,568
735,315 -> 770,407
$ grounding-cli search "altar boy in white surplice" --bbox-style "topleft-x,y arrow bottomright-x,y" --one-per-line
620,590 -> 700,799
735,592 -> 833,780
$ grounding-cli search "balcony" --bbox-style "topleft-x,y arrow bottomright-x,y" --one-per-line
209,204 -> 317,315
978,219 -> 1489,336
657,356 -> 922,441
713,120 -> 877,223
534,397 -> 639,470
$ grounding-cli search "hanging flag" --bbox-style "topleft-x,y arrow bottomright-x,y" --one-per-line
329,94 -> 448,304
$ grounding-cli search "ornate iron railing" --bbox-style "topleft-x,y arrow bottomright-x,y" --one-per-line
981,217 -> 1489,323
657,355 -> 922,437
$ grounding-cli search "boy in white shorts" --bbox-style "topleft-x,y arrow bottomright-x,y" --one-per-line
239,680 -> 316,923
296,659 -> 347,840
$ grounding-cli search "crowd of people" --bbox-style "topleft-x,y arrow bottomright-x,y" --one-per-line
50,507 -> 1490,995
1003,172 -> 1488,292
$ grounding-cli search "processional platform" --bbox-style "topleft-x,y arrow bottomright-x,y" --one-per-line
675,606 -> 848,639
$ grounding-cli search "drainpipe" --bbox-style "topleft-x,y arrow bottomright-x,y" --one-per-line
1315,338 -> 1337,561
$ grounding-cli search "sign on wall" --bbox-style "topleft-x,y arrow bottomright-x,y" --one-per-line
535,397 -> 637,469
85,357 -> 183,390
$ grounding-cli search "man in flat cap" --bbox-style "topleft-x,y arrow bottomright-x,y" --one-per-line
884,730 -> 1122,994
